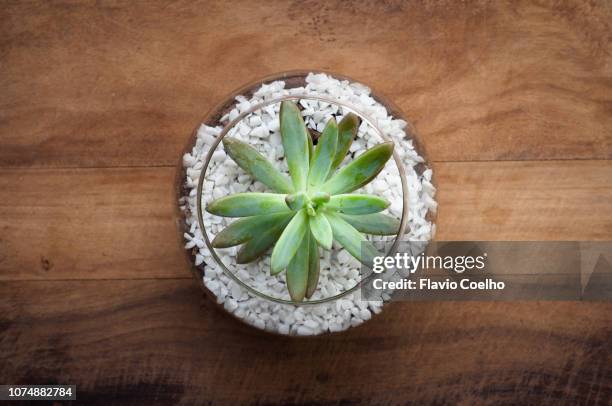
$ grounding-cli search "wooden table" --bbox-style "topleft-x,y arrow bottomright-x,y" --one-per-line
1,1 -> 611,404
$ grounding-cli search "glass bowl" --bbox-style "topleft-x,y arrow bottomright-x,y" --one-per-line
176,70 -> 435,312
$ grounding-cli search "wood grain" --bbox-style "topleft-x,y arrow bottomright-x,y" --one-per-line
1,0 -> 610,168
0,167 -> 186,280
434,160 -> 612,241
1,279 -> 610,405
1,1 -> 611,404
1,160 -> 611,281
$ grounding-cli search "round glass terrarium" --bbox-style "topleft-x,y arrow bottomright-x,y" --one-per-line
177,71 -> 435,321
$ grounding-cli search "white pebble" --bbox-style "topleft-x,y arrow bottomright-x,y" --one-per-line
303,319 -> 319,329
253,318 -> 266,330
250,126 -> 269,138
278,323 -> 290,335
211,151 -> 226,162
359,309 -> 372,320
224,298 -> 238,312
297,326 -> 314,336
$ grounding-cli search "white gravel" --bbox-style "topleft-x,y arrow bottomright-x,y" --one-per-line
180,73 -> 437,335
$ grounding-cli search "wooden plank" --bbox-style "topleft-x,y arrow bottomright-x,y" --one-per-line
0,279 -> 610,404
1,1 -> 610,168
0,167 -> 187,280
1,160 -> 611,281
434,160 -> 612,240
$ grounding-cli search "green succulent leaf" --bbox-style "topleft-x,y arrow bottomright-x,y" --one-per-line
309,212 -> 333,250
321,141 -> 394,195
206,193 -> 290,217
236,218 -> 294,263
212,212 -> 294,248
271,209 -> 308,274
223,137 -> 293,194
327,212 -> 380,267
306,234 -> 320,299
308,117 -> 338,187
285,191 -> 308,211
286,232 -> 310,302
310,191 -> 330,206
330,113 -> 360,174
307,131 -> 314,162
338,213 -> 401,236
280,101 -> 310,191
327,194 -> 389,215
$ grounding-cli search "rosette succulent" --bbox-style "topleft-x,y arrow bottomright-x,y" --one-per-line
206,100 -> 400,301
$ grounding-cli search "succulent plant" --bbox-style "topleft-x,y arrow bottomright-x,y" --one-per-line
206,100 -> 400,301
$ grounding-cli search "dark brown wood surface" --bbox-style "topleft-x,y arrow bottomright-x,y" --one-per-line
1,1 -> 611,405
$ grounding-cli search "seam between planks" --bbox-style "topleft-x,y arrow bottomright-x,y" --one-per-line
0,158 -> 612,172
